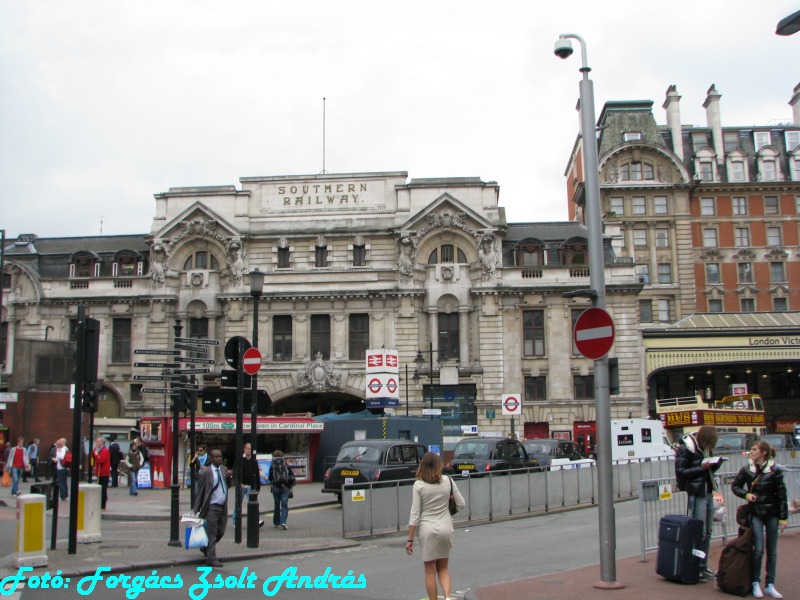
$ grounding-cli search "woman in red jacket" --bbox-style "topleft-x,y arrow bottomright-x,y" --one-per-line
92,436 -> 111,510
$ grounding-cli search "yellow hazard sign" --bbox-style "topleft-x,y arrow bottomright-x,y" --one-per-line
659,484 -> 673,501
351,489 -> 366,502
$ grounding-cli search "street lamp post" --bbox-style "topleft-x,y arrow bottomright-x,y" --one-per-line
247,268 -> 264,548
554,33 -> 621,589
415,342 -> 445,420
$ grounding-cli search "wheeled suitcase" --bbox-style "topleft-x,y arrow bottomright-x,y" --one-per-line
655,514 -> 704,584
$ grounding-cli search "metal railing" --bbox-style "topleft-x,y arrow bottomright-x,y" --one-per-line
341,458 -> 676,538
638,463 -> 800,560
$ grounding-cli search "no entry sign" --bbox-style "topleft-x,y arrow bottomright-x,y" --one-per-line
573,307 -> 615,360
501,394 -> 522,416
242,347 -> 263,375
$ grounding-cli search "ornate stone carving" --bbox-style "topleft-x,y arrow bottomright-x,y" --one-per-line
476,232 -> 499,282
163,217 -> 228,255
148,241 -> 170,291
604,160 -> 618,183
296,352 -> 343,392
397,235 -> 417,280
226,239 -> 247,288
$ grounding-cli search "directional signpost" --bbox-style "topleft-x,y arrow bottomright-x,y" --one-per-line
573,307 -> 615,360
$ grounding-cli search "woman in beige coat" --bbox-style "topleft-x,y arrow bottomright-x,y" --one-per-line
406,451 -> 466,600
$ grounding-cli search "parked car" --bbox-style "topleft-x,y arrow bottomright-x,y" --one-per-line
522,438 -> 596,470
445,437 -> 537,476
715,432 -> 758,454
758,433 -> 800,449
322,440 -> 427,502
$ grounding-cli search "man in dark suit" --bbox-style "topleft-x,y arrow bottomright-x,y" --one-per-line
191,449 -> 229,567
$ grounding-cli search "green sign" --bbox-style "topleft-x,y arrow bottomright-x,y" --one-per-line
486,409 -> 496,419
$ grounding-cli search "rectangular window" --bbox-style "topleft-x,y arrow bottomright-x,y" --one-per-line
522,310 -> 545,357
570,309 -> 583,355
0,322 -> 6,364
653,196 -> 668,215
764,196 -> 779,215
524,376 -> 547,401
129,384 -> 143,403
573,375 -> 595,400
740,298 -> 756,312
692,133 -> 707,152
702,228 -> 718,247
310,315 -> 330,359
438,313 -> 460,360
738,262 -> 753,283
706,263 -> 720,284
766,227 -> 782,246
112,318 -> 132,364
698,161 -> 713,181
657,263 -> 671,284
708,299 -> 723,313
440,245 -> 455,263
314,246 -> 328,268
729,161 -> 745,181
2,272 -> 10,289
655,228 -> 669,248
792,159 -> 800,182
352,245 -> 366,267
632,197 -> 646,215
657,299 -> 670,322
754,131 -> 771,151
734,227 -> 750,247
723,132 -> 739,153
272,316 -> 292,361
609,197 -> 624,215
36,355 -> 72,384
732,197 -> 748,215
623,132 -> 642,141
700,198 -> 715,216
633,229 -> 647,247
770,262 -> 786,282
787,131 -> 800,152
774,297 -> 788,312
277,247 -> 290,269
761,160 -> 776,181
348,314 -> 369,360
639,300 -> 653,323
637,264 -> 649,284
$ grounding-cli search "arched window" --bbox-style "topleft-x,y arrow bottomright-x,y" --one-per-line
428,244 -> 467,264
183,251 -> 220,271
113,250 -> 144,277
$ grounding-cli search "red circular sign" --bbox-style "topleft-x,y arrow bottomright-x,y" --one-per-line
242,347 -> 263,375
368,378 -> 383,394
386,378 -> 398,394
503,396 -> 520,411
573,308 -> 615,360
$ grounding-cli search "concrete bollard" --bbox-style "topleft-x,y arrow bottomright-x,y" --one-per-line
16,493 -> 48,567
77,483 -> 102,543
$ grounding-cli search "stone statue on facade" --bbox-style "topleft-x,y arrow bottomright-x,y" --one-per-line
397,235 -> 417,279
148,242 -> 169,291
477,233 -> 499,282
226,240 -> 247,288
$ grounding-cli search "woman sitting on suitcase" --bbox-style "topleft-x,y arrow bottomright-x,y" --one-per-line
732,440 -> 788,599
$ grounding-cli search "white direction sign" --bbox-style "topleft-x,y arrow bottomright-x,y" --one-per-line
422,408 -> 442,416
501,393 -> 522,416
0,392 -> 18,403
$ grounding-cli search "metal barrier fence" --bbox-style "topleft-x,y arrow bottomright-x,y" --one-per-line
341,458 -> 676,538
638,458 -> 800,561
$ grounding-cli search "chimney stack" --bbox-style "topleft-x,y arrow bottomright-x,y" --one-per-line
663,85 -> 684,160
703,84 -> 724,164
791,82 -> 800,125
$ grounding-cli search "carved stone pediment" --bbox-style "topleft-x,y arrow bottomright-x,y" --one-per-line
296,353 -> 343,392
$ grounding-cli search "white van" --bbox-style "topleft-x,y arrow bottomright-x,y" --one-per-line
611,419 -> 674,462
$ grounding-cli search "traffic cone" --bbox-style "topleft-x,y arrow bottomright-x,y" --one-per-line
154,467 -> 164,488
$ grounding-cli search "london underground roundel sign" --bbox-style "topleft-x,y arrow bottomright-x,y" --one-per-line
573,307 -> 615,360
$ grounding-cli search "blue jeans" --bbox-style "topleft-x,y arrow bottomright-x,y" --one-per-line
688,492 -> 714,569
57,469 -> 68,500
233,485 -> 251,526
10,467 -> 23,495
129,470 -> 138,495
751,513 -> 779,585
272,486 -> 290,526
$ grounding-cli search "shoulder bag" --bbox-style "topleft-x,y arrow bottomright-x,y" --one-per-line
735,471 -> 762,528
448,476 -> 458,516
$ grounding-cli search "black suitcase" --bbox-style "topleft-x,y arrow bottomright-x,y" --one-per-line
656,514 -> 704,584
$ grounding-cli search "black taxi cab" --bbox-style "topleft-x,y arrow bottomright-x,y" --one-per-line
445,437 -> 537,476
322,439 -> 428,502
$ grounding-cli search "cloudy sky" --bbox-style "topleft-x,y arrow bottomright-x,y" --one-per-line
1,1 -> 797,239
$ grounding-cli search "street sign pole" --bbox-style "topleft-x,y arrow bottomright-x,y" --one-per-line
234,337 -> 245,544
168,320 -> 182,547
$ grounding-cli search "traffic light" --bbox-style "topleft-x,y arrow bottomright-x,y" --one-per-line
82,318 -> 100,385
83,388 -> 98,413
175,389 -> 197,413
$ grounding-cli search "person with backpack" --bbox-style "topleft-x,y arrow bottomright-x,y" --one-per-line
732,440 -> 788,598
109,439 -> 122,487
268,450 -> 295,530
674,425 -> 722,581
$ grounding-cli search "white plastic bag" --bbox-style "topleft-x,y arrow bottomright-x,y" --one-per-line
181,512 -> 204,527
185,525 -> 208,550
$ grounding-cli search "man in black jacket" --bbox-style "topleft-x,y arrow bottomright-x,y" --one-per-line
192,449 -> 229,568
675,425 -> 722,581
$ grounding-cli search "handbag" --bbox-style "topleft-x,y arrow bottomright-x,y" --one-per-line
1,471 -> 10,487
185,524 -> 209,550
448,477 -> 458,516
62,451 -> 72,468
736,471 -> 762,528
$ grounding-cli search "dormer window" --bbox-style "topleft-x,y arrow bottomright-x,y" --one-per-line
567,241 -> 587,265
113,250 -> 144,277
756,147 -> 783,182
516,242 -> 544,266
786,131 -> 800,152
70,252 -> 100,278
754,131 -> 771,151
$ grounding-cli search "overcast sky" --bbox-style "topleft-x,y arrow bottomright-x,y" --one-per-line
1,1 -> 797,239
